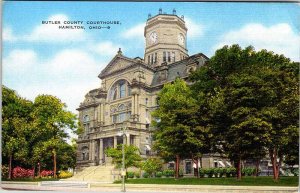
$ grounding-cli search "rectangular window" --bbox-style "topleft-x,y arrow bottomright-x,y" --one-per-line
120,83 -> 126,98
145,98 -> 148,105
112,115 -> 117,123
154,53 -> 157,63
151,54 -> 154,64
163,51 -> 166,62
167,52 -> 171,62
172,52 -> 175,62
148,55 -> 150,64
119,112 -> 127,122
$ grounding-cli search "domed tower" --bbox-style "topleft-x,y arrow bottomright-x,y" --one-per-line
144,9 -> 188,67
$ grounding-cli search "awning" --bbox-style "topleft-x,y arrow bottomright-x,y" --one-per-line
145,145 -> 151,150
218,161 -> 225,167
226,161 -> 232,167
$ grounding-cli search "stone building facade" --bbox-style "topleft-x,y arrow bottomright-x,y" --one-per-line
76,10 -> 231,175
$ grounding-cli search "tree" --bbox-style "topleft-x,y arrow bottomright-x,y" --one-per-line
2,87 -> 79,179
31,95 -> 78,178
152,78 -> 210,178
2,86 -> 33,179
190,44 -> 299,180
105,145 -> 142,169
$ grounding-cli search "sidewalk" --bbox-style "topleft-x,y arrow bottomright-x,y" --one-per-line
1,181 -> 299,193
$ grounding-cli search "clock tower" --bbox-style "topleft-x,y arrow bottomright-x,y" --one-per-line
144,9 -> 189,67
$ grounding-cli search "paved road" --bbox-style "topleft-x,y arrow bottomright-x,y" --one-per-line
1,182 -> 298,193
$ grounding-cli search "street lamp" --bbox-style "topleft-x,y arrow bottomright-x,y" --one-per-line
117,120 -> 129,192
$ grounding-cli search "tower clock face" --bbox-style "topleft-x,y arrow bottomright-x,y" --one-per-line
149,32 -> 158,44
178,34 -> 185,45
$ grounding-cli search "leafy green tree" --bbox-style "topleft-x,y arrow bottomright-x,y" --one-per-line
152,78 -> 211,178
190,44 -> 299,180
2,86 -> 33,179
105,145 -> 142,169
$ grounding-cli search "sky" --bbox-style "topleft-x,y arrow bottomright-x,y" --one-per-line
3,1 -> 300,116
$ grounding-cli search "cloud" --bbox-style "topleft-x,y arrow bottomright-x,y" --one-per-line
3,27 -> 18,42
214,23 -> 300,61
3,48 -> 109,114
3,49 -> 38,72
122,23 -> 145,39
92,41 -> 123,57
185,18 -> 205,39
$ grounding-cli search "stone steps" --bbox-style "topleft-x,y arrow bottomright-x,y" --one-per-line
65,165 -> 117,182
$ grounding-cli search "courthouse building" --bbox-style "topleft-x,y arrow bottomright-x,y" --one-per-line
76,10 -> 230,175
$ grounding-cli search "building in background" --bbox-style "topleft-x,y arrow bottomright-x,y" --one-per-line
76,9 -> 230,175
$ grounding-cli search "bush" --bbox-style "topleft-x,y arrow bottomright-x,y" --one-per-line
135,172 -> 140,178
205,168 -> 214,178
155,171 -> 162,178
141,158 -> 162,177
163,169 -> 174,177
199,168 -> 205,178
231,167 -> 237,177
225,168 -> 232,177
127,171 -> 135,178
1,165 -> 9,179
219,168 -> 226,177
13,167 -> 34,179
213,168 -> 220,178
143,172 -> 149,178
292,169 -> 299,177
58,170 -> 72,179
40,170 -> 54,178
243,168 -> 255,176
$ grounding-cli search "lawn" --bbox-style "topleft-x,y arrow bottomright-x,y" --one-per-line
120,176 -> 298,186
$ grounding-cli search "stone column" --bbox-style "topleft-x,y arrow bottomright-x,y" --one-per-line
89,141 -> 93,160
99,138 -> 103,164
135,135 -> 140,148
131,95 -> 135,115
127,134 -> 131,146
97,105 -> 101,122
114,136 -> 117,148
136,95 -> 139,115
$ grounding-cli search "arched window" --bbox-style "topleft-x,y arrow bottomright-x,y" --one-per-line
109,80 -> 131,101
83,115 -> 89,122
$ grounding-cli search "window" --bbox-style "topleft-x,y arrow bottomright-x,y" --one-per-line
83,115 -> 89,122
112,111 -> 131,123
154,53 -> 157,63
168,52 -> 171,62
172,52 -> 175,62
151,54 -> 154,64
163,51 -> 166,62
145,98 -> 148,105
148,55 -> 150,64
109,80 -> 130,101
120,82 -> 126,98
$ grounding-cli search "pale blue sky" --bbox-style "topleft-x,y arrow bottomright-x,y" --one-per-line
3,1 -> 300,115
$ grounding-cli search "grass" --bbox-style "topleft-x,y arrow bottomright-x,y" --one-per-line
116,176 -> 298,186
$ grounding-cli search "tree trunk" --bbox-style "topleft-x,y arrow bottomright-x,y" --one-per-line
175,155 -> 180,179
53,149 -> 57,178
32,165 -> 35,179
200,157 -> 203,168
8,154 -> 12,179
237,157 -> 242,180
254,159 -> 260,177
270,147 -> 279,181
38,162 -> 41,178
196,156 -> 199,178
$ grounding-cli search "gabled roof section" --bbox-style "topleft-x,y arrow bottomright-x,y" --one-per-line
98,53 -> 138,79
99,53 -> 154,79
